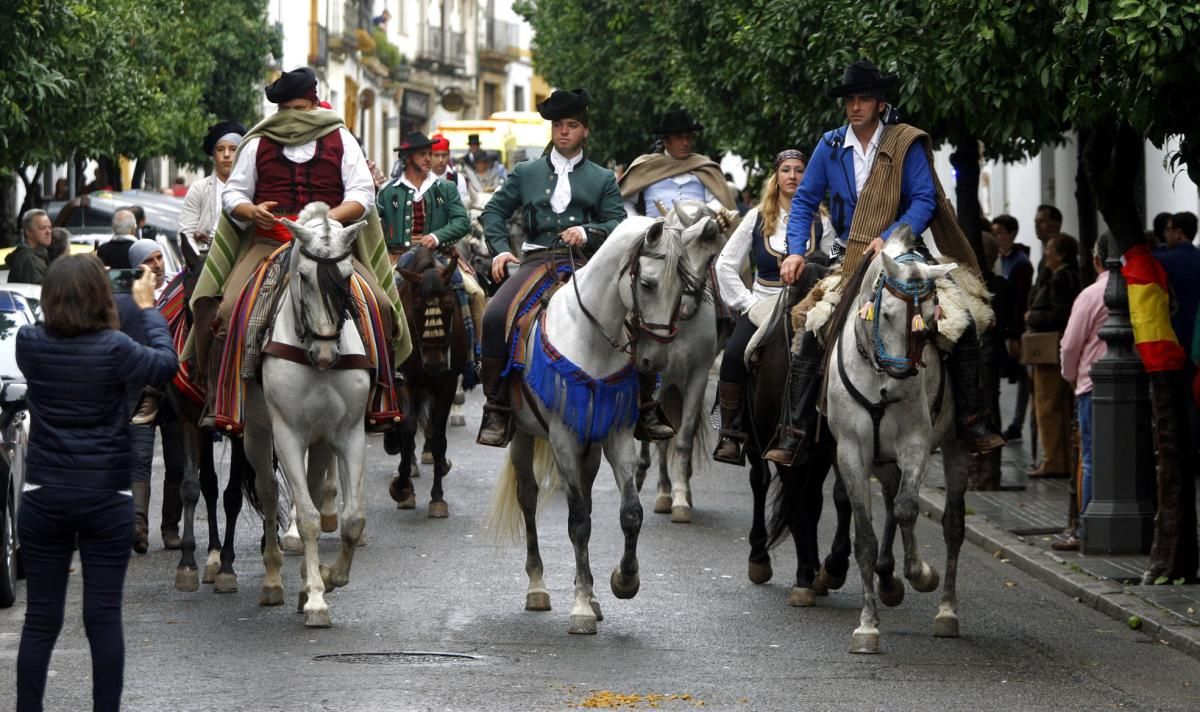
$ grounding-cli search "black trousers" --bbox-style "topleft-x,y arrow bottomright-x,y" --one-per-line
481,254 -> 574,361
17,486 -> 133,712
719,313 -> 757,384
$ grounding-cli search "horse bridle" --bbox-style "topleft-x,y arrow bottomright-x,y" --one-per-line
862,252 -> 938,379
293,245 -> 356,344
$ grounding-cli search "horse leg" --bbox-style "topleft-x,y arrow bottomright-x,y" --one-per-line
605,433 -> 643,604
198,437 -> 222,584
243,413 -> 284,607
835,446 -> 883,654
935,437 -> 969,638
895,448 -> 940,595
747,456 -> 772,584
273,429 -> 330,628
874,463 -> 905,608
554,431 -> 600,635
281,502 -> 303,554
817,456 -> 852,594
322,430 -> 367,591
669,375 -> 708,522
634,441 -> 655,500
449,384 -> 466,427
427,377 -> 454,518
653,442 -> 673,516
214,439 -> 244,593
786,462 -> 822,607
172,414 -> 202,592
511,433 -> 550,612
319,460 -> 338,533
390,414 -> 418,510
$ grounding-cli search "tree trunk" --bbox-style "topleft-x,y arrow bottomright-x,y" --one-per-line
1075,129 -> 1099,285
1143,370 -> 1200,583
130,158 -> 145,191
1081,122 -> 1143,253
949,131 -> 984,267
0,175 -> 18,247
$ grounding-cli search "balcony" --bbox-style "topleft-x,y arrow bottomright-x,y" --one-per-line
417,25 -> 444,64
309,23 -> 328,67
416,26 -> 466,75
447,30 -> 466,68
483,18 -> 520,57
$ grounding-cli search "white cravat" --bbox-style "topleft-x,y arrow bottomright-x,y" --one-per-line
845,122 -> 884,194
549,149 -> 582,214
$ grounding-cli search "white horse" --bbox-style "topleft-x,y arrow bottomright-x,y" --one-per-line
823,233 -> 973,653
635,201 -> 730,523
487,214 -> 724,634
242,202 -> 372,628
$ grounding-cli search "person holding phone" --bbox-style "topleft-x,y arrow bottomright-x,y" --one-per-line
14,255 -> 177,711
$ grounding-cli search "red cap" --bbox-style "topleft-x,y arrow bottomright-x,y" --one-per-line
318,100 -> 333,110
431,133 -> 450,152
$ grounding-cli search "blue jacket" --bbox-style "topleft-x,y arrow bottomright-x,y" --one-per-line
16,309 -> 178,491
1153,243 -> 1200,355
786,125 -> 937,255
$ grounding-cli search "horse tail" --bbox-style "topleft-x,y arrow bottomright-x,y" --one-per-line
765,464 -> 790,550
233,438 -> 268,518
484,438 -> 560,544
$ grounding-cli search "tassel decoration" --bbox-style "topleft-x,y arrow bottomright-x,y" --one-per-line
858,301 -> 875,321
911,314 -> 926,332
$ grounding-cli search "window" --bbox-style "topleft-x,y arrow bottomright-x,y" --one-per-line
513,85 -> 525,112
484,82 -> 500,118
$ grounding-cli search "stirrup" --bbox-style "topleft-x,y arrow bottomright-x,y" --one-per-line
712,433 -> 746,466
634,401 -> 676,442
476,404 -> 514,447
763,427 -> 807,466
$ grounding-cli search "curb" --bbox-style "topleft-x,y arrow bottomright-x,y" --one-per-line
918,486 -> 1200,660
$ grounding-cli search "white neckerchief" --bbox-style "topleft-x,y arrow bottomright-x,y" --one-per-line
549,149 -> 583,214
397,171 -> 438,202
844,122 -> 884,194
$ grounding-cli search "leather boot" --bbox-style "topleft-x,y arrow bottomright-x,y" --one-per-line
191,296 -> 219,387
198,333 -> 226,431
131,385 -> 164,425
476,357 -> 514,447
131,481 -> 150,554
712,381 -> 747,465
634,372 -> 676,442
949,323 -> 1006,455
160,478 -> 182,550
764,330 -> 824,465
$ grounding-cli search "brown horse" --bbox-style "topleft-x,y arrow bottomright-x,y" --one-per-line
387,246 -> 471,517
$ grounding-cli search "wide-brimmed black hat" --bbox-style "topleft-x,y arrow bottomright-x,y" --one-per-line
394,131 -> 435,154
827,60 -> 898,99
202,120 -> 247,156
265,67 -> 318,104
656,109 -> 703,136
537,89 -> 590,123
467,133 -> 481,145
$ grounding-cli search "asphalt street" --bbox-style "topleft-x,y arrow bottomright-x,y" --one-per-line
2,388 -> 1199,711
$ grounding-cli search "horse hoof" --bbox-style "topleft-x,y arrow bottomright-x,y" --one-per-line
259,585 -> 284,607
449,415 -> 466,427
788,587 -> 817,607
568,614 -> 598,635
320,513 -> 338,533
305,608 -> 332,628
453,391 -> 465,406
747,560 -> 773,585
213,573 -> 238,593
388,476 -> 411,502
410,463 -> 421,479
911,562 -> 941,593
933,611 -> 960,638
849,626 -> 880,654
297,591 -> 307,612
653,495 -> 672,514
610,567 -> 640,600
397,493 -> 416,510
203,562 -> 220,584
428,501 -> 449,518
815,565 -> 846,594
281,534 -> 304,555
525,590 -> 551,611
421,451 -> 434,465
670,505 -> 691,523
879,576 -> 906,608
175,567 -> 199,593
591,598 -> 604,622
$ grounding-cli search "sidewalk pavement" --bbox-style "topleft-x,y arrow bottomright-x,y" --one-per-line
920,432 -> 1200,660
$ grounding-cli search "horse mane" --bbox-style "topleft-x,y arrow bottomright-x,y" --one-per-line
622,221 -> 703,298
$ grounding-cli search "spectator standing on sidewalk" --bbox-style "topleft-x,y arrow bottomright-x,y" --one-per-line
992,214 -> 1034,441
6,209 -> 53,284
1155,212 -> 1200,452
1026,232 -> 1081,478
1053,234 -> 1113,551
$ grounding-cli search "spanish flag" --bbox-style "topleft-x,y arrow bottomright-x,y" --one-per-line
1122,243 -> 1186,373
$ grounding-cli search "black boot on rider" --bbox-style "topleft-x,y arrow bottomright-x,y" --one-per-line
634,372 -> 676,442
476,357 -> 514,447
949,323 -> 1006,454
712,381 -> 747,465
764,330 -> 823,466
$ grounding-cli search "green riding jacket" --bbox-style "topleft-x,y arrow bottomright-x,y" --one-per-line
376,177 -> 470,251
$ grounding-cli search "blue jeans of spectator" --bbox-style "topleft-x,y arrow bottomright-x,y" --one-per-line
1076,391 -> 1093,540
130,422 -> 155,484
17,486 -> 133,712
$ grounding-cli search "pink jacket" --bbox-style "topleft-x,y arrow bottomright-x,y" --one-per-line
1060,270 -> 1109,395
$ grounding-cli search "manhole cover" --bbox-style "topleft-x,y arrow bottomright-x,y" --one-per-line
313,652 -> 479,665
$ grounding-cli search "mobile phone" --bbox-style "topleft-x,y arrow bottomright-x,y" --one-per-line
108,268 -> 142,294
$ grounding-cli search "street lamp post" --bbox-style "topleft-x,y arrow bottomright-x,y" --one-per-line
1082,253 -> 1155,555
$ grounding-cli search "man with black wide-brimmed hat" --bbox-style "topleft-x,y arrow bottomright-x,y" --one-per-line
377,131 -> 469,255
762,59 -> 1004,465
473,88 -> 676,446
619,108 -> 736,219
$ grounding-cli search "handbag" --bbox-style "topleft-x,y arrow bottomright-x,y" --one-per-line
1019,331 -> 1061,365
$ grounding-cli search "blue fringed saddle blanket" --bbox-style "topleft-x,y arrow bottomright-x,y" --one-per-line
524,312 -> 640,444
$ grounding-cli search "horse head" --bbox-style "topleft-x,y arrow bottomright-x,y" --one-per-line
396,245 -> 460,373
663,200 -> 729,320
866,225 -> 957,377
280,202 -> 366,370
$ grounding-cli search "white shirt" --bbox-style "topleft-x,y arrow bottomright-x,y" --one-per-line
437,167 -> 471,208
844,122 -> 884,194
715,206 -> 787,315
549,148 -> 583,214
223,127 -> 375,227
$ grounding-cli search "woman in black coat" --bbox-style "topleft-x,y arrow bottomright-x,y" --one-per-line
15,254 -> 177,712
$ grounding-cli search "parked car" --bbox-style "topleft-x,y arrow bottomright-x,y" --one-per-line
0,288 -> 36,607
49,189 -> 184,238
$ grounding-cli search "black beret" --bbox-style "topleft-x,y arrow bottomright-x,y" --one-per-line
265,67 -> 318,104
537,88 -> 590,122
202,120 -> 247,156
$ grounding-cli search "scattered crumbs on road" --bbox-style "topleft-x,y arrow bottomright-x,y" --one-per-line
574,691 -> 700,709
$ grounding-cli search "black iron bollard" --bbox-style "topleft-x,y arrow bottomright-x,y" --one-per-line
1081,254 -> 1155,555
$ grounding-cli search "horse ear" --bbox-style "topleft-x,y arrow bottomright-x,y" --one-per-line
280,218 -> 309,243
178,231 -> 201,272
923,262 -> 958,281
674,201 -> 698,228
440,255 -> 458,281
398,269 -> 423,285
644,219 -> 665,247
340,219 -> 368,245
880,252 -> 901,279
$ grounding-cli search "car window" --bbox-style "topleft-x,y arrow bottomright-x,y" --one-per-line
0,310 -> 27,380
